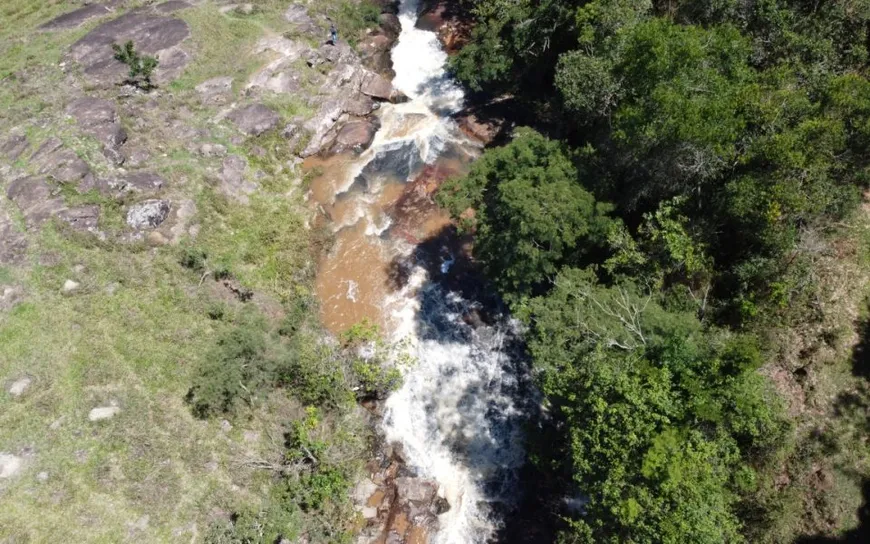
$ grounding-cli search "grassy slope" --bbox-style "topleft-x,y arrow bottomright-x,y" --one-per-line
0,1 -> 374,541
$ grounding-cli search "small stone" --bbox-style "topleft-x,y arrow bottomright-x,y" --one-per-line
73,264 -> 86,274
361,506 -> 377,519
62,279 -> 81,294
89,405 -> 120,421
8,377 -> 32,397
198,143 -> 227,157
36,471 -> 49,482
49,417 -> 65,430
220,419 -> 232,432
0,453 -> 23,479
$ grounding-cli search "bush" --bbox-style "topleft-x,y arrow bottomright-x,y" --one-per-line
112,40 -> 159,90
187,320 -> 270,417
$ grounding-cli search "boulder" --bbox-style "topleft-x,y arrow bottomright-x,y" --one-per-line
333,119 -> 379,154
126,199 -> 170,230
380,14 -> 401,39
29,138 -> 93,186
40,4 -> 111,31
66,97 -> 127,151
456,112 -> 506,145
358,34 -> 395,77
247,39 -> 312,95
219,3 -> 255,15
395,477 -> 437,504
0,133 -> 29,161
195,76 -> 234,103
227,104 -> 280,136
301,99 -> 344,157
0,453 -> 23,479
219,155 -> 257,203
68,12 -> 190,87
8,377 -> 32,397
154,46 -> 191,84
360,71 -> 397,101
0,209 -> 28,264
342,94 -> 376,117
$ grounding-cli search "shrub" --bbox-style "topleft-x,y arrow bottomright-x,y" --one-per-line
187,321 -> 269,417
112,40 -> 159,90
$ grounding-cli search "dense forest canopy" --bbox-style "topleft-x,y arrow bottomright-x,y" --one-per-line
440,0 -> 870,541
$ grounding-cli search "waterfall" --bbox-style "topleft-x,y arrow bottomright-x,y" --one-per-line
378,1 -> 531,542
313,1 -> 531,541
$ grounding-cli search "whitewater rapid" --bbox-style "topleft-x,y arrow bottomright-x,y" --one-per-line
378,2 -> 531,543
314,1 -> 530,541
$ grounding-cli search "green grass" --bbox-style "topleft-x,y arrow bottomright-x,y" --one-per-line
172,3 -> 288,92
0,2 -> 374,541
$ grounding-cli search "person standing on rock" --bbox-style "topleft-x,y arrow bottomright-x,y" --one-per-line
329,22 -> 338,45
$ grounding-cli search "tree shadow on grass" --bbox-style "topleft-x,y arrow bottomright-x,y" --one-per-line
796,314 -> 870,543
795,479 -> 870,543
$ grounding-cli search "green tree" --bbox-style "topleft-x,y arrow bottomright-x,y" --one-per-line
112,40 -> 159,90
527,268 -> 787,542
438,129 -> 613,300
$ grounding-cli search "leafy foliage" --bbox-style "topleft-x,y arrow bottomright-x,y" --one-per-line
446,0 -> 870,540
438,128 -> 614,300
528,269 -> 787,542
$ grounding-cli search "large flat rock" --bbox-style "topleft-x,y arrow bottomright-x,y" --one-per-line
40,4 -> 111,31
66,97 -> 127,150
7,176 -> 67,228
7,176 -> 101,233
29,138 -> 93,186
69,11 -> 190,87
227,104 -> 280,136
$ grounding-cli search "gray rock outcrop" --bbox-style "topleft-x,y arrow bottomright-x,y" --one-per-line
29,138 -> 93,186
0,209 -> 28,264
40,4 -> 111,31
66,97 -> 127,159
333,119 -> 380,154
68,11 -> 190,87
1,133 -> 29,161
227,104 -> 280,136
89,405 -> 120,421
126,199 -> 170,230
219,155 -> 257,203
195,76 -> 234,104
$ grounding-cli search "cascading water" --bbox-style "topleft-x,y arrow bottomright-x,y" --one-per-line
312,1 -> 533,541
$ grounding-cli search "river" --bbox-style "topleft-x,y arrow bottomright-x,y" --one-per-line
309,1 -> 533,542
